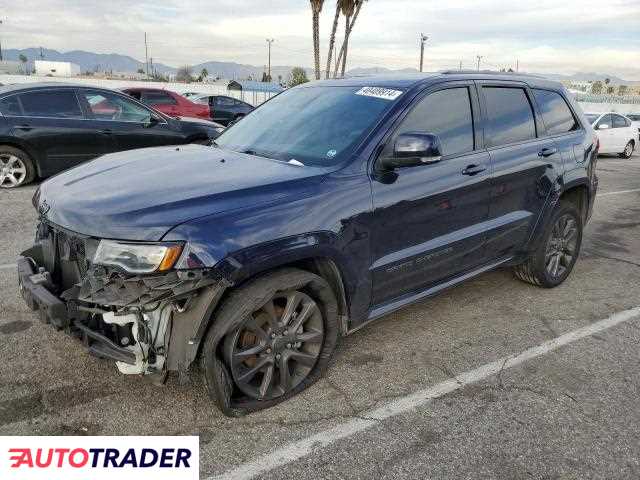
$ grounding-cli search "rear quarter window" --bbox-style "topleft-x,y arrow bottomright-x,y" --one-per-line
483,87 -> 536,147
532,89 -> 579,135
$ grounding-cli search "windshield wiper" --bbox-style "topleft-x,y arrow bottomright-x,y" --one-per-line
240,149 -> 275,160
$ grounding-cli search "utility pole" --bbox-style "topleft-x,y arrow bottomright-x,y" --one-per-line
39,47 -> 44,60
419,33 -> 428,72
476,55 -> 483,71
144,32 -> 149,79
516,59 -> 519,72
459,60 -> 462,71
266,38 -> 274,82
0,20 -> 3,62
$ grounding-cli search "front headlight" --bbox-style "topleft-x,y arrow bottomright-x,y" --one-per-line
93,240 -> 183,274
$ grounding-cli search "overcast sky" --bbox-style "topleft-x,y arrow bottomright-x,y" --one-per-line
2,0 -> 640,79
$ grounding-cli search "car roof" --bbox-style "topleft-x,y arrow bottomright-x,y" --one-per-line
0,82 -> 131,97
302,71 -> 565,91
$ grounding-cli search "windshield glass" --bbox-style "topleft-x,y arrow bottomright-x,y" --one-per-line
584,114 -> 600,124
214,85 -> 401,166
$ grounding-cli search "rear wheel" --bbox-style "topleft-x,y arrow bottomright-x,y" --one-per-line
201,268 -> 338,412
619,141 -> 634,159
514,203 -> 583,288
0,146 -> 36,188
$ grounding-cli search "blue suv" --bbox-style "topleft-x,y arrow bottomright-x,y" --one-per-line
18,72 -> 598,415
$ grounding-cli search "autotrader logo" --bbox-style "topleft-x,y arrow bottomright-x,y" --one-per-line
0,436 -> 199,480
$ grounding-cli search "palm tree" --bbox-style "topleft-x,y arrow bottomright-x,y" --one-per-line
310,0 -> 325,80
325,1 -> 342,79
333,0 -> 367,78
19,54 -> 28,75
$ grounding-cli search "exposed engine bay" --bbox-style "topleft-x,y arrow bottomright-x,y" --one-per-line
18,220 -> 230,378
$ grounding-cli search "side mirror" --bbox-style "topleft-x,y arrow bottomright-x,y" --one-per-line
597,123 -> 609,130
146,116 -> 160,128
380,133 -> 443,170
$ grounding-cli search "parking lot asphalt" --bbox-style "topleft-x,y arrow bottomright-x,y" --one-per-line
1,152 -> 639,479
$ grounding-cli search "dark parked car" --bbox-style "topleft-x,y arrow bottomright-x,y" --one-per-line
18,72 -> 597,416
121,88 -> 211,121
192,94 -> 254,125
0,83 -> 224,188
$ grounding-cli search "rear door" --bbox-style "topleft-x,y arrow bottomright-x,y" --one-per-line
594,114 -> 614,153
5,88 -> 113,176
478,82 -> 563,260
78,89 -> 185,152
212,96 -> 236,124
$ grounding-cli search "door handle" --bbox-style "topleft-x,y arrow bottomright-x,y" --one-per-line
538,147 -> 558,157
461,164 -> 487,176
15,124 -> 33,131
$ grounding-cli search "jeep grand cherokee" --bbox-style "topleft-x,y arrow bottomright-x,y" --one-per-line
18,72 -> 598,415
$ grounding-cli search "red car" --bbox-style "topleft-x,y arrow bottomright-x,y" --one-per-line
121,88 -> 210,120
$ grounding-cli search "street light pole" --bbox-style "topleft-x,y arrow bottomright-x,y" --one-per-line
476,55 -> 483,71
0,20 -> 4,62
266,38 -> 274,81
419,33 -> 428,72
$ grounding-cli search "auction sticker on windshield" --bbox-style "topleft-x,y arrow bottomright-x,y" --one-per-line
1,436 -> 199,480
355,87 -> 403,101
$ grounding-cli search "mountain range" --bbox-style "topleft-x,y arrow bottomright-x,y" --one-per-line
3,48 -> 639,85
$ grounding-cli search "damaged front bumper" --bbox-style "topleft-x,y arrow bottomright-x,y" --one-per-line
18,232 -> 231,378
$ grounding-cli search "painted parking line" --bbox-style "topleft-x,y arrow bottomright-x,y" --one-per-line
207,306 -> 640,480
598,188 -> 640,197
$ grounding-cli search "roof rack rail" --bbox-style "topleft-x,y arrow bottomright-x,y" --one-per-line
440,69 -> 545,78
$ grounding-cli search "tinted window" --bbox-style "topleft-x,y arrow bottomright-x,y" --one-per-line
389,87 -> 474,156
18,90 -> 82,118
612,114 -> 629,128
596,114 -> 612,129
142,91 -> 177,105
0,95 -> 23,116
215,86 -> 397,166
483,87 -> 536,146
215,97 -> 236,107
80,90 -> 153,122
533,89 -> 578,135
627,114 -> 640,121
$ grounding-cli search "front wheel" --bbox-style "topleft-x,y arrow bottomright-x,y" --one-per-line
619,141 -> 634,159
514,203 -> 583,288
0,146 -> 36,188
201,268 -> 338,413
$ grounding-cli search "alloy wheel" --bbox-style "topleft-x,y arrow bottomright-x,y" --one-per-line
624,142 -> 633,158
0,154 -> 27,188
225,290 -> 324,400
545,213 -> 578,279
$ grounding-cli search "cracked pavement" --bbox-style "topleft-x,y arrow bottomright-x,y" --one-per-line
0,152 -> 639,479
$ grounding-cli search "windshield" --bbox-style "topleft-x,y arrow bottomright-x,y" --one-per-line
214,85 -> 401,166
584,114 -> 600,124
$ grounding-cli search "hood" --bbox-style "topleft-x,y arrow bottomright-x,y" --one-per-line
37,145 -> 327,241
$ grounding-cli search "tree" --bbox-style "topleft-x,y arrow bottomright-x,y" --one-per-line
137,68 -> 145,74
333,0 -> 367,78
325,1 -> 342,79
310,0 -> 324,80
176,65 -> 194,83
19,54 -> 28,75
617,85 -> 628,96
288,67 -> 309,87
606,86 -> 615,95
261,71 -> 273,82
591,81 -> 603,94
199,68 -> 209,82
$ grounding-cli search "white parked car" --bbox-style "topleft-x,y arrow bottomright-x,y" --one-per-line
626,113 -> 640,141
585,113 -> 636,158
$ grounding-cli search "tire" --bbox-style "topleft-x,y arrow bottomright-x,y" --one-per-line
619,141 -> 634,159
514,202 -> 583,288
201,268 -> 339,415
0,146 -> 36,188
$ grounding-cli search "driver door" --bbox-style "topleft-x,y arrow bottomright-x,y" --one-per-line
78,89 -> 183,152
370,82 -> 492,306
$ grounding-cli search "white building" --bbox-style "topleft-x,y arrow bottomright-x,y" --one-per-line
34,60 -> 81,77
